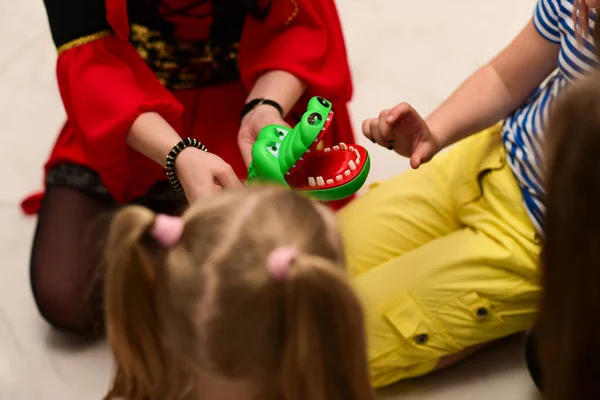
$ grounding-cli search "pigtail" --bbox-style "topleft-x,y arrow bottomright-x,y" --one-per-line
280,254 -> 376,400
103,206 -> 170,400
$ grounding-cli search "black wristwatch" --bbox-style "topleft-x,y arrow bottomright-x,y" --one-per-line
240,98 -> 284,121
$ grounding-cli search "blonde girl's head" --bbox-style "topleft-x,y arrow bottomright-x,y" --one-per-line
103,185 -> 375,400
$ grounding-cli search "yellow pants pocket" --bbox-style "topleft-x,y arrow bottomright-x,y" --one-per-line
368,290 -> 516,386
368,292 -> 461,386
435,291 -> 506,348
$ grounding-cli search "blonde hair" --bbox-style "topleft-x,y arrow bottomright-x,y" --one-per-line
103,185 -> 375,400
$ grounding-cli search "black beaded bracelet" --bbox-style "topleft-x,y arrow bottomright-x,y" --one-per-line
240,98 -> 284,121
165,137 -> 208,194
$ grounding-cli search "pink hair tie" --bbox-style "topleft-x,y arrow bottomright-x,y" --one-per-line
267,246 -> 298,280
150,214 -> 184,247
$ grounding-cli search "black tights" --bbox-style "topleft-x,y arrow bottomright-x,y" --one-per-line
30,186 -> 183,337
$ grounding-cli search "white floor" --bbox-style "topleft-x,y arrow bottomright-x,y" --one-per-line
0,0 -> 541,398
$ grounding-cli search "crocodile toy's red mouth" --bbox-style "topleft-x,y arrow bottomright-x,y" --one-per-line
285,143 -> 368,191
284,109 -> 366,191
306,110 -> 334,152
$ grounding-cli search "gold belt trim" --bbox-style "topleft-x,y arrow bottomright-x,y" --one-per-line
57,31 -> 113,55
285,0 -> 299,26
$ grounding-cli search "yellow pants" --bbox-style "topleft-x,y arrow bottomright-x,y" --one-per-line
338,125 -> 541,387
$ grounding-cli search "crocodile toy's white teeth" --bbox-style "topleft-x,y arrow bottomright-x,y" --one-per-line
350,147 -> 361,165
291,139 -> 365,190
306,171 -> 354,188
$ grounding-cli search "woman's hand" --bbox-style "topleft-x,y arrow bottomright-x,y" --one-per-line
238,70 -> 306,167
363,103 -> 441,169
126,112 -> 242,203
238,105 -> 290,167
175,147 -> 242,203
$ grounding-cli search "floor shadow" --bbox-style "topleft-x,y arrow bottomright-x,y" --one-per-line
43,325 -> 105,353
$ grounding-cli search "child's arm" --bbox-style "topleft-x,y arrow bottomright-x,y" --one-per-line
426,20 -> 560,149
365,20 -> 560,168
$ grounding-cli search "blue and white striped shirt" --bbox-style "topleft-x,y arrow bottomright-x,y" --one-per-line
502,0 -> 598,233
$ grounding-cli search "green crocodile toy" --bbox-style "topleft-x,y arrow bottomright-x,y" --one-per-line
247,96 -> 370,201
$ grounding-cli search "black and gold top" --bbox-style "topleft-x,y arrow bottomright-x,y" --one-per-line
44,0 -> 267,89
127,0 -> 250,89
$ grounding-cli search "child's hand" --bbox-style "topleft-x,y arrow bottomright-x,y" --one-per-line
363,103 -> 440,169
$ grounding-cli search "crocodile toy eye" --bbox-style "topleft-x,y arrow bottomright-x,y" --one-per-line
267,142 -> 280,157
307,112 -> 323,125
276,127 -> 288,139
317,97 -> 330,107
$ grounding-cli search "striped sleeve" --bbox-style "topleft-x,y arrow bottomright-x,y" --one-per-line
533,0 -> 561,44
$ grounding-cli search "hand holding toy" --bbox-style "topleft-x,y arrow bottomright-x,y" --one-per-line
247,96 -> 370,201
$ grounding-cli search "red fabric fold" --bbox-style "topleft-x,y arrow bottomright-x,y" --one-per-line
238,0 -> 353,103
56,37 -> 183,201
105,0 -> 130,40
21,36 -> 183,215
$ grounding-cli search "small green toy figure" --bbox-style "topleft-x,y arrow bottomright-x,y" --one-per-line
247,96 -> 370,201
